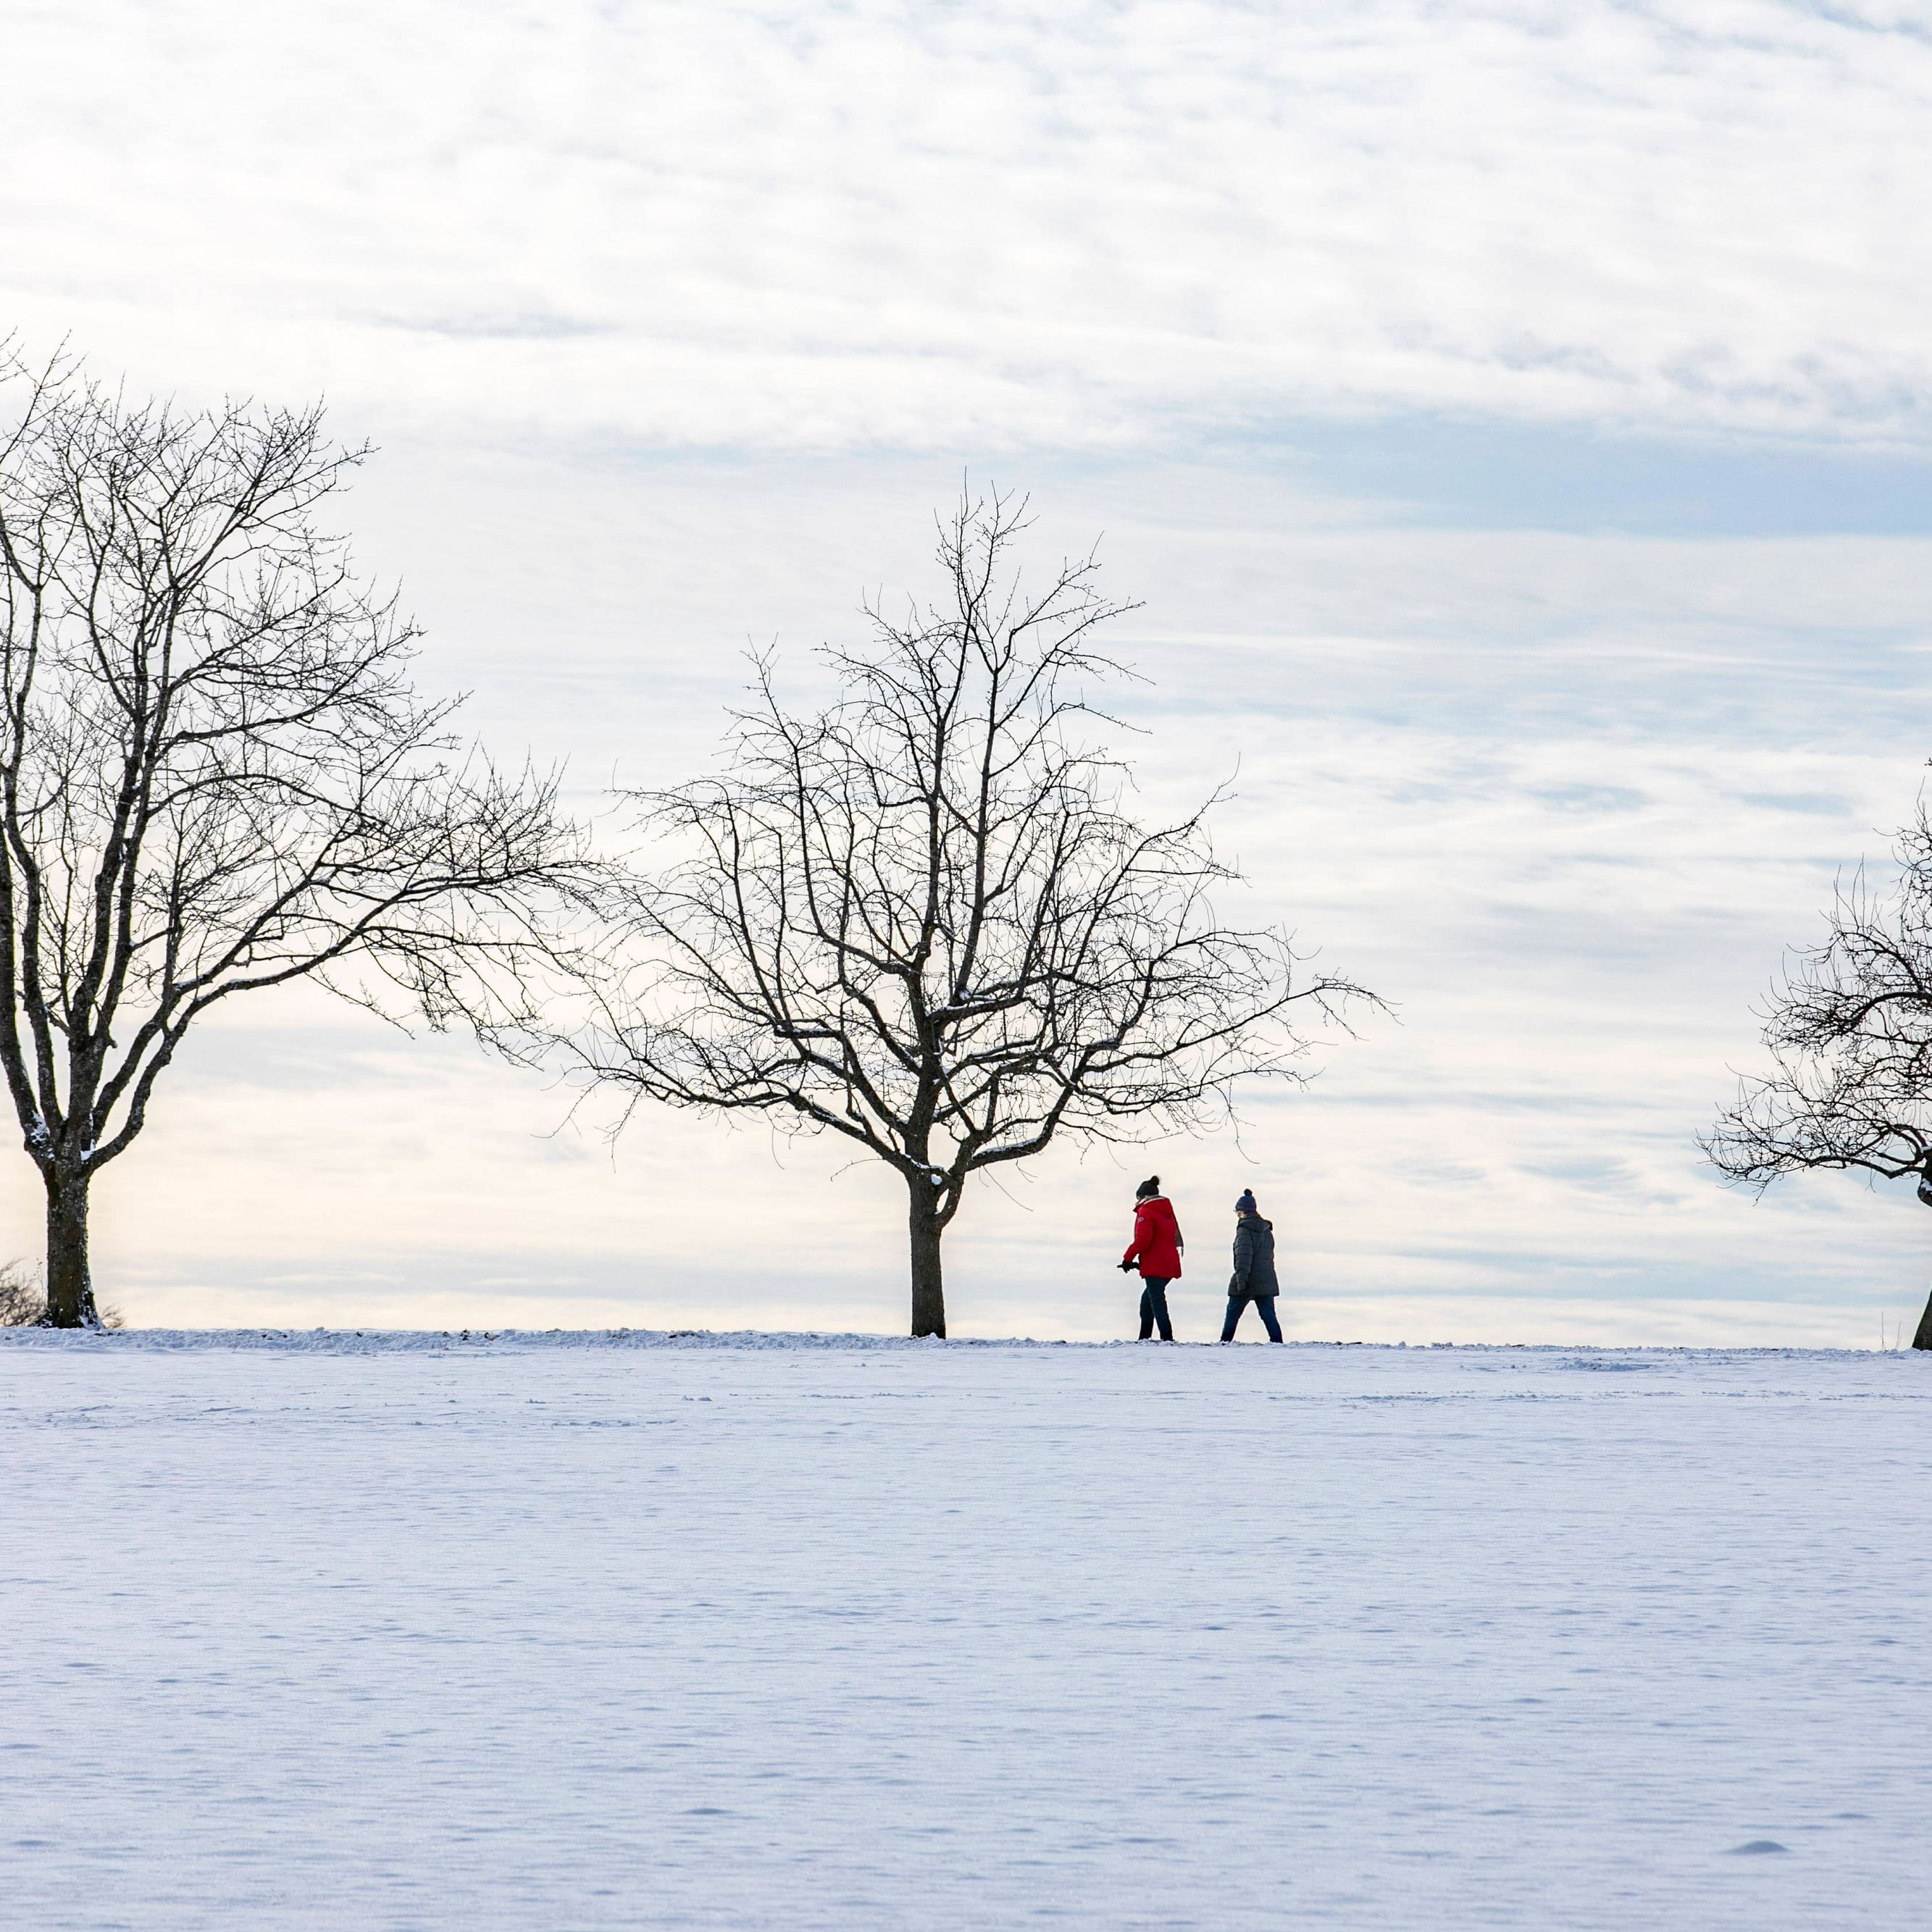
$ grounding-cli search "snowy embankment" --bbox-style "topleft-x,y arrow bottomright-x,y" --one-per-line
4,1334 -> 1926,1930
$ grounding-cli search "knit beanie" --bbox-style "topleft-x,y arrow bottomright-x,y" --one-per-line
1135,1175 -> 1161,1201
1234,1189 -> 1258,1216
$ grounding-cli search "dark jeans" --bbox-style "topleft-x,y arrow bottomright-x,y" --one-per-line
1139,1278 -> 1174,1341
1222,1294 -> 1283,1343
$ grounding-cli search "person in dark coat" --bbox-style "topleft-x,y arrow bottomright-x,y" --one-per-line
1120,1174 -> 1184,1340
1222,1189 -> 1283,1342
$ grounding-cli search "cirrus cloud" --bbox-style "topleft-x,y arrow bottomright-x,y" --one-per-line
6,0 -> 1931,449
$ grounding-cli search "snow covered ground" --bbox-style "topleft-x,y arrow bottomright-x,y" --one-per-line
4,1331 -> 1927,1930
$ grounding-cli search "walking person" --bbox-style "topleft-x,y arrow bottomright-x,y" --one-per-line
1222,1189 -> 1284,1343
1120,1175 -> 1184,1340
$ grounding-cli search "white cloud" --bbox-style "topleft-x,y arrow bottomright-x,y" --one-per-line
7,1 -> 1932,448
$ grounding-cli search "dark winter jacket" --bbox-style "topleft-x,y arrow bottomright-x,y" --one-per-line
1123,1195 -> 1184,1279
1229,1215 -> 1279,1299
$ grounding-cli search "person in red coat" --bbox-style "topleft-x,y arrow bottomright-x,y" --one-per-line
1120,1175 -> 1184,1340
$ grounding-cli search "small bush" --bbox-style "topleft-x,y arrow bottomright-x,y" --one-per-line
0,1261 -> 123,1328
0,1263 -> 41,1325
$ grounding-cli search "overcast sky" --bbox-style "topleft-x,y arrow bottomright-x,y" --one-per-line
7,0 -> 1932,1342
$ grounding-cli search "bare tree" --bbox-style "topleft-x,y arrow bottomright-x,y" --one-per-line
0,348 -> 590,1327
1706,811 -> 1932,1350
557,491 -> 1375,1337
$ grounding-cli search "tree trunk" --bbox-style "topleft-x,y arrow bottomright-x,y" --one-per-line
908,1181 -> 947,1339
43,1166 -> 98,1329
1914,1282 -> 1932,1351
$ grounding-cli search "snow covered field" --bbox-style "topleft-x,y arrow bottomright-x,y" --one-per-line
4,1332 -> 1928,1931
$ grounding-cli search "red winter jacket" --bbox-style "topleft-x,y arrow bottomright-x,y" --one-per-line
1123,1196 -> 1184,1279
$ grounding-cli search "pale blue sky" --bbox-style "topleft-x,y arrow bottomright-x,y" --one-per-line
4,1 -> 1931,1339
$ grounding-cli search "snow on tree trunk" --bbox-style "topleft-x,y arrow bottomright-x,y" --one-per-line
43,1167 -> 96,1330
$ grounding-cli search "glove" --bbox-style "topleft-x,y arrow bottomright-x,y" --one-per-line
1118,1258 -> 1135,1273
